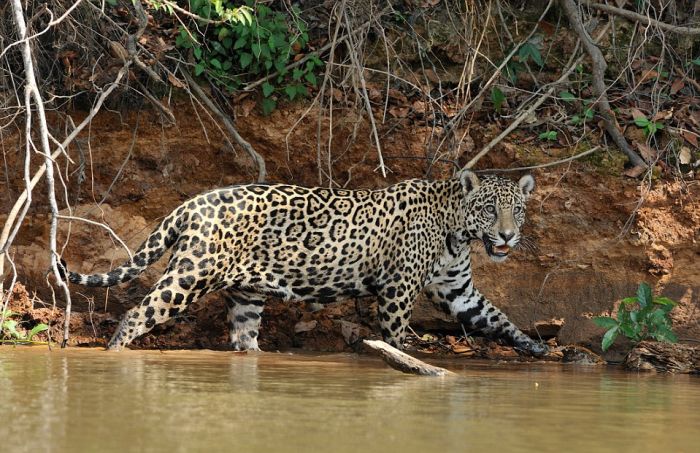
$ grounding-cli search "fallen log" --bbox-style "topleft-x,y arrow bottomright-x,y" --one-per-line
363,340 -> 456,377
624,341 -> 700,373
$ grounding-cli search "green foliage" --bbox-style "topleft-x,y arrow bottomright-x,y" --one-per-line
175,0 -> 323,114
491,87 -> 506,113
503,36 -> 544,83
593,282 -> 678,352
538,130 -> 557,141
1,310 -> 49,344
633,114 -> 665,136
518,40 -> 543,67
559,91 -> 576,103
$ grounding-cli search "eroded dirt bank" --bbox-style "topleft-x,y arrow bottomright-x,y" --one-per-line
1,102 -> 698,358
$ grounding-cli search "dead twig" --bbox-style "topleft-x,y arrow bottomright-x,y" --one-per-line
181,70 -> 266,182
477,146 -> 601,172
342,6 -> 386,177
586,1 -> 700,35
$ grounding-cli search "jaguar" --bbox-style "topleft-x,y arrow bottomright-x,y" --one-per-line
61,169 -> 547,356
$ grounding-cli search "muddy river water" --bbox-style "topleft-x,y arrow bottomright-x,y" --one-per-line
1,347 -> 698,453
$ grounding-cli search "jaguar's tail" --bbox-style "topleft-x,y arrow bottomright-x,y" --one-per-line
60,209 -> 182,287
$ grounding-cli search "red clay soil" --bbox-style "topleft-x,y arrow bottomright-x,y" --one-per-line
1,101 -> 698,360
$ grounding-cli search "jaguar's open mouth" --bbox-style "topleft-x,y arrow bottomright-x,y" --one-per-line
491,244 -> 511,257
483,238 -> 511,259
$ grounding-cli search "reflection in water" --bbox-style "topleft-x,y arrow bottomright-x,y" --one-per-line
1,348 -> 698,453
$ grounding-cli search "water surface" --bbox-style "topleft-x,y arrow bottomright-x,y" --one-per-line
1,347 -> 698,453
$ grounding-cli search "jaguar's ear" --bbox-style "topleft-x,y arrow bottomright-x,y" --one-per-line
518,174 -> 535,199
458,169 -> 480,193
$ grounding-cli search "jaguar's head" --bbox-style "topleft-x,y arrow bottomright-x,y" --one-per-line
458,170 -> 535,263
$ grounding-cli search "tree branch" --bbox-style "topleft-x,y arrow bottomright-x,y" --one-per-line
10,0 -> 73,347
560,0 -> 647,168
587,1 -> 700,35
181,70 -> 267,182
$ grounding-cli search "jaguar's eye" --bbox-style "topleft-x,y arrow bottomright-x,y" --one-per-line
485,205 -> 496,215
513,206 -> 523,214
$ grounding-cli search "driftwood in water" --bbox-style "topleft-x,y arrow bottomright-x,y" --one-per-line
363,340 -> 456,377
624,341 -> 700,373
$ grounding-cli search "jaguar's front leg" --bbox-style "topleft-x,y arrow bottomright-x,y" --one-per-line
425,255 -> 547,356
448,288 -> 547,356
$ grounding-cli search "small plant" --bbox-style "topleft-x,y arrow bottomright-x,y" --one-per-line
594,282 -> 678,351
503,36 -> 544,83
633,113 -> 664,136
1,310 -> 49,344
538,130 -> 557,141
559,91 -> 594,126
491,87 -> 506,113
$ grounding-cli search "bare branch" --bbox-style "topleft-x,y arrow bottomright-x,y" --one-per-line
560,0 -> 646,168
10,0 -> 72,346
587,1 -> 700,35
181,70 -> 267,183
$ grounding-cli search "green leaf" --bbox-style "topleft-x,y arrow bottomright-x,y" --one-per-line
601,326 -> 619,351
194,63 -> 205,76
3,319 -> 23,339
27,323 -> 49,340
292,68 -> 304,81
209,58 -> 222,69
193,47 -> 203,60
252,43 -> 262,59
261,97 -> 276,115
285,85 -> 297,100
617,306 -> 632,324
234,36 -> 248,50
618,322 -> 637,340
304,71 -> 317,86
691,57 -> 700,66
570,115 -> 581,125
218,27 -> 230,41
654,327 -> 678,343
240,7 -> 253,26
262,82 -> 275,97
559,91 -> 576,102
620,297 -> 638,306
584,108 -> 594,120
538,131 -> 557,141
634,116 -> 650,128
491,87 -> 506,113
653,296 -> 677,307
239,52 -> 253,68
593,317 -> 618,329
637,282 -> 652,309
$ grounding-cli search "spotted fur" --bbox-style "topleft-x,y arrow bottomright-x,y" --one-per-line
62,169 -> 547,355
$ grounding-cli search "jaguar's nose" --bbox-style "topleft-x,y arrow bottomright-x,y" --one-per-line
499,230 -> 515,243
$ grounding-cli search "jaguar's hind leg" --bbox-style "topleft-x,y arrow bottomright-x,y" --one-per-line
107,272 -> 207,350
224,289 -> 265,351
